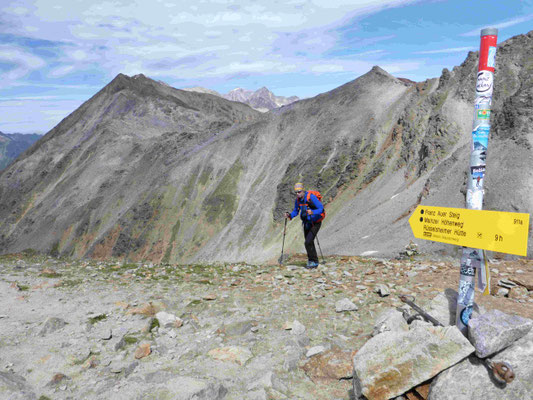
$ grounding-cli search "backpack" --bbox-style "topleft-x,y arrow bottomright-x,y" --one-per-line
306,190 -> 322,203
303,190 -> 325,222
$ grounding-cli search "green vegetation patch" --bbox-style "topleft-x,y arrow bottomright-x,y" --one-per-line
202,159 -> 243,225
88,314 -> 107,324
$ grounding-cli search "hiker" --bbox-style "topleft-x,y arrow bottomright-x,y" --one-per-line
284,183 -> 325,269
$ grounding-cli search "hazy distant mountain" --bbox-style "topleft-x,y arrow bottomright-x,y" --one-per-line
0,132 -> 42,171
1,31 -> 532,262
184,86 -> 300,112
181,86 -> 222,97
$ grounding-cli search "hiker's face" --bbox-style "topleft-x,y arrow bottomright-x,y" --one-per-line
295,190 -> 304,199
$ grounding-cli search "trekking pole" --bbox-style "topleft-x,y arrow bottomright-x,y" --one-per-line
279,218 -> 287,265
315,233 -> 325,265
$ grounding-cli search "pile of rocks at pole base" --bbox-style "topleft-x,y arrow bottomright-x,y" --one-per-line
352,290 -> 533,400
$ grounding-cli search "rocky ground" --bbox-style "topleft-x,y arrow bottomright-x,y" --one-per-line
1,251 -> 532,400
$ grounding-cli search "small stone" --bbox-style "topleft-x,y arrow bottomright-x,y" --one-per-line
498,279 -> 517,289
306,346 -> 326,358
496,288 -> 509,297
46,373 -> 69,387
155,311 -> 183,328
291,320 -> 306,335
335,298 -> 358,312
374,284 -> 390,297
203,293 -> 217,301
134,343 -> 151,359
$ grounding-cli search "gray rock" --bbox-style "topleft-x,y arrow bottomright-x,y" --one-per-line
498,279 -> 517,289
429,329 -> 533,399
335,298 -> 358,312
0,371 -> 37,400
247,371 -> 273,391
39,317 -> 67,336
283,349 -> 301,372
291,320 -> 306,335
496,288 -> 510,297
155,311 -> 182,328
468,309 -> 533,358
124,361 -> 139,377
306,345 -> 326,357
353,325 -> 474,400
374,283 -> 390,297
372,308 -> 409,337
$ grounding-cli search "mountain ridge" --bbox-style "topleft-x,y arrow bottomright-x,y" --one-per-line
0,30 -> 532,262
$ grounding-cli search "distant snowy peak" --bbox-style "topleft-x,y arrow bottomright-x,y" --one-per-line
182,86 -> 299,111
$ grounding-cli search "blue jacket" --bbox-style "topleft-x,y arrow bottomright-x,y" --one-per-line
289,191 -> 325,223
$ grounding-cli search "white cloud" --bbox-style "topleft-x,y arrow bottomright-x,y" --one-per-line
461,14 -> 533,37
0,45 -> 46,87
48,65 -> 75,77
414,46 -> 473,55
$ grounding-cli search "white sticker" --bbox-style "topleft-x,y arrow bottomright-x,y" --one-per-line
487,46 -> 497,68
476,70 -> 493,96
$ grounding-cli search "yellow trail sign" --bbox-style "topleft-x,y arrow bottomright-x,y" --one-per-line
408,205 -> 529,256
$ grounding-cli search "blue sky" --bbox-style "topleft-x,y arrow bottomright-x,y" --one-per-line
1,0 -> 532,134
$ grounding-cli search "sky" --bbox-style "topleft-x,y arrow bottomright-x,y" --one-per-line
1,0 -> 532,134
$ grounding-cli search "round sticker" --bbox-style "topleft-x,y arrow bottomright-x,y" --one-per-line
476,71 -> 493,96
460,306 -> 473,325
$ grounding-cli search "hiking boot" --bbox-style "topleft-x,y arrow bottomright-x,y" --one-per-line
305,261 -> 319,269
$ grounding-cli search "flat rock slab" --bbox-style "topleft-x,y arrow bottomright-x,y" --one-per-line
428,329 -> 533,400
468,309 -> 533,358
353,325 -> 474,400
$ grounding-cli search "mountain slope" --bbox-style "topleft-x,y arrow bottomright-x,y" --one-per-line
0,132 -> 42,171
0,31 -> 532,262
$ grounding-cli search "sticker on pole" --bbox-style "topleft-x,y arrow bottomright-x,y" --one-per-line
408,205 -> 529,256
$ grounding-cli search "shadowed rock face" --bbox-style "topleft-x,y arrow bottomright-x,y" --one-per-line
0,31 -> 532,263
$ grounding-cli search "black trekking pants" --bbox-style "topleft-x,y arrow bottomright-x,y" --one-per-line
303,221 -> 321,263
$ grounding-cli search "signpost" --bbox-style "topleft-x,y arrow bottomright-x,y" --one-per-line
408,205 -> 529,256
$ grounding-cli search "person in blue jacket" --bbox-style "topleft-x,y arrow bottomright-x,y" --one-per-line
284,182 -> 325,269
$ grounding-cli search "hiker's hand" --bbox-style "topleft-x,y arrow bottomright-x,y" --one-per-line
284,212 -> 290,219
306,209 -> 313,215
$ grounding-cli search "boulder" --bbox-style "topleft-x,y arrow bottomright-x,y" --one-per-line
428,329 -> 533,399
468,309 -> 533,358
353,325 -> 474,400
